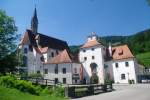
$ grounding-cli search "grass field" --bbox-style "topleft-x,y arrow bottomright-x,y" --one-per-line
0,86 -> 66,100
136,52 -> 150,67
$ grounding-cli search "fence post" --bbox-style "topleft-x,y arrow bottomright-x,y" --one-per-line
65,85 -> 68,97
46,79 -> 47,86
103,84 -> 107,92
88,85 -> 94,95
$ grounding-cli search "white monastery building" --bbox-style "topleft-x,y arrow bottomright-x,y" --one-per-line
19,8 -> 141,84
79,33 -> 140,84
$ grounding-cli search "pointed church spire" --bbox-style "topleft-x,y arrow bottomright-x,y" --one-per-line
31,7 -> 38,34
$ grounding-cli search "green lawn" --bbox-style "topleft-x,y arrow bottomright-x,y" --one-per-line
136,52 -> 150,67
0,86 -> 67,100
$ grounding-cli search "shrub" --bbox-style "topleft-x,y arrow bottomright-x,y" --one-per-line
0,76 -> 16,88
90,74 -> 99,84
51,86 -> 65,97
15,80 -> 42,95
40,87 -> 50,95
128,79 -> 135,84
0,75 -> 65,97
104,78 -> 113,84
28,73 -> 42,79
0,75 -> 42,95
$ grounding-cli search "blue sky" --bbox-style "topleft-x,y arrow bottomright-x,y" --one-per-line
0,0 -> 150,45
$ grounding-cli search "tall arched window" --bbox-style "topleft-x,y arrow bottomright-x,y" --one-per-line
23,56 -> 27,67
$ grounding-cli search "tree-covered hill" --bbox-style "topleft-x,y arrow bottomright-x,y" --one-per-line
136,52 -> 150,67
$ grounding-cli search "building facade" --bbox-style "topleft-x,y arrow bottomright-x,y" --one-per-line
79,33 -> 140,84
79,33 -> 106,84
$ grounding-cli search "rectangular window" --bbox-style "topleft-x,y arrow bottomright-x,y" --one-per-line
83,50 -> 86,52
115,63 -> 118,68
91,48 -> 95,51
84,57 -> 87,61
74,68 -> 77,73
55,78 -> 58,84
55,64 -> 58,74
75,79 -> 77,84
40,56 -> 44,62
125,62 -> 129,67
121,74 -> 126,80
63,78 -> 66,84
44,69 -> 48,74
24,48 -> 27,54
29,45 -> 33,52
37,70 -> 40,74
62,68 -> 66,74
92,56 -> 95,59
51,52 -> 54,57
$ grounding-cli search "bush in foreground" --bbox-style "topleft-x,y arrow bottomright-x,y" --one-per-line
0,75 -> 65,97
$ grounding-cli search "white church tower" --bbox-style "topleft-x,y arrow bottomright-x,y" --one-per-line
79,32 -> 106,84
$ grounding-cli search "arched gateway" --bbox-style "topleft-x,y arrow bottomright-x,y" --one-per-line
90,63 -> 99,84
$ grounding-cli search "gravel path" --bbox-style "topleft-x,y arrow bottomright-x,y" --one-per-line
71,84 -> 150,100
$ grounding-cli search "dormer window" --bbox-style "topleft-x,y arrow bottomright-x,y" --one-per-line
118,50 -> 123,55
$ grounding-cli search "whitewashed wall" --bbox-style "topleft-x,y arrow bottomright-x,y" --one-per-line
112,58 -> 137,83
43,63 -> 81,84
79,45 -> 105,84
72,63 -> 81,84
104,61 -> 114,81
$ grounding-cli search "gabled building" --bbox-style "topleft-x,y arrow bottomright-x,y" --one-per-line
79,32 -> 106,84
105,45 -> 140,84
79,33 -> 140,84
19,8 -> 82,85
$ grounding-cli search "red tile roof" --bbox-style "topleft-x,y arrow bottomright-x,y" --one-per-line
19,32 -> 29,45
81,39 -> 101,48
45,49 -> 72,64
112,45 -> 134,60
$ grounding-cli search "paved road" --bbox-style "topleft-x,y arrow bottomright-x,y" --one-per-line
71,84 -> 150,100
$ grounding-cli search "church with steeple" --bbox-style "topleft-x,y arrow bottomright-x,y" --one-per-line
19,8 -> 82,85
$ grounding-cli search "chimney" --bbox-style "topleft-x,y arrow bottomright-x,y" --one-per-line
108,42 -> 112,57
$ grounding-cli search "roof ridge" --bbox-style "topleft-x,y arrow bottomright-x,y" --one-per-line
45,49 -> 72,64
